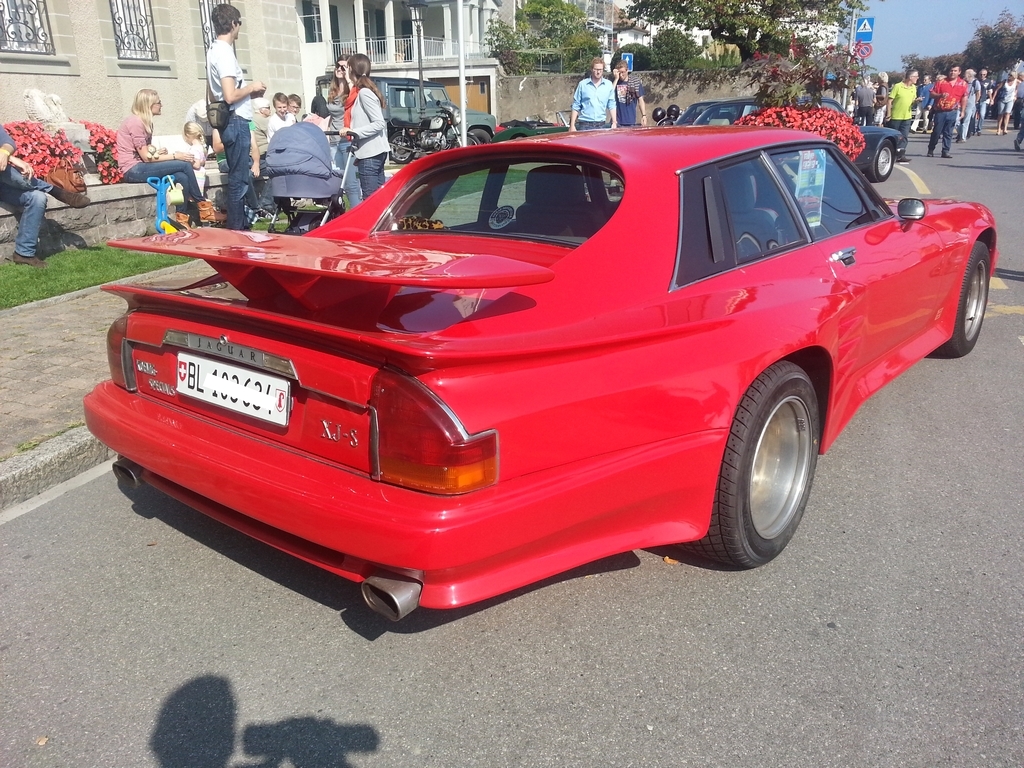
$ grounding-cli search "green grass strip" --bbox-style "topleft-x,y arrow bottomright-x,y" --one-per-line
0,245 -> 188,309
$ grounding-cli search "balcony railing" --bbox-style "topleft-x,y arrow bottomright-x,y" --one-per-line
332,36 -> 487,66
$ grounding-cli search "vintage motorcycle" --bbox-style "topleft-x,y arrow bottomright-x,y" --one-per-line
388,100 -> 477,164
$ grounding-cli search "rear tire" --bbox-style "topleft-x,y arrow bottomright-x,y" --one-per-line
688,361 -> 819,568
389,134 -> 415,164
933,241 -> 990,358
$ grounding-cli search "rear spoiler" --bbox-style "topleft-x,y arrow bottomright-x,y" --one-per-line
110,229 -> 554,312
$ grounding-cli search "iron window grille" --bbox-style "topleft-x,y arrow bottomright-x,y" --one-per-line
0,0 -> 56,55
109,0 -> 158,60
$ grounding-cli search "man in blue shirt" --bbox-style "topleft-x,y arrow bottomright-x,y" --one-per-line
570,57 -> 616,131
912,74 -> 935,133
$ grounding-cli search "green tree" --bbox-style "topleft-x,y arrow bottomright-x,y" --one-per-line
611,43 -> 653,72
900,53 -> 963,79
963,10 -> 1024,73
628,0 -> 869,62
484,18 -> 536,76
651,28 -> 702,70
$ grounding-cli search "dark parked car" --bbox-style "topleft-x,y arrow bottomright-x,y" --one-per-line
681,97 -> 906,183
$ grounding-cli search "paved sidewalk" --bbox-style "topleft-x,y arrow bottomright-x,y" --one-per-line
0,261 -> 214,508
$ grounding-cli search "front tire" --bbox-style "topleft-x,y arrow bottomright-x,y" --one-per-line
867,141 -> 894,182
468,128 -> 491,145
933,241 -> 990,358
688,361 -> 820,568
389,134 -> 415,164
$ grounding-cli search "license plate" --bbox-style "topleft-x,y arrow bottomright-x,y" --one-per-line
176,352 -> 291,426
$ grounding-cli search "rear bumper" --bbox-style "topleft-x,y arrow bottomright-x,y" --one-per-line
85,381 -> 724,609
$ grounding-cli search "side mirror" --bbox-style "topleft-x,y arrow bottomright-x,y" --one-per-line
897,198 -> 926,220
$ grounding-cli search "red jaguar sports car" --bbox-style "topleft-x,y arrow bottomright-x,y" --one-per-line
84,127 -> 997,620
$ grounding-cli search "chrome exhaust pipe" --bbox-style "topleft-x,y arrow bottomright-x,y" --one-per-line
111,457 -> 145,489
361,571 -> 422,621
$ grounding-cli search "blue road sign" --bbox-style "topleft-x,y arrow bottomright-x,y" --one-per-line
621,52 -> 634,71
855,17 -> 874,43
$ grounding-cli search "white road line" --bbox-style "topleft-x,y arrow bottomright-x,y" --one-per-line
0,460 -> 113,526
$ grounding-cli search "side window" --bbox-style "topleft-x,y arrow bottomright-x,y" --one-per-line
718,156 -> 804,262
769,148 -> 873,238
392,87 -> 415,109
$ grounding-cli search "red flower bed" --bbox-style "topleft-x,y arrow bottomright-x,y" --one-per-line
736,106 -> 865,162
81,120 -> 122,184
2,121 -> 82,178
3,119 -> 125,185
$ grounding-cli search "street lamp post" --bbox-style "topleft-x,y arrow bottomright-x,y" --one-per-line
405,0 -> 427,119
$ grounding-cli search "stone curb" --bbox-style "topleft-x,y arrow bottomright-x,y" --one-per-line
0,261 -> 211,511
0,426 -> 114,511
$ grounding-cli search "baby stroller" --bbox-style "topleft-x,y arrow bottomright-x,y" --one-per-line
264,121 -> 352,234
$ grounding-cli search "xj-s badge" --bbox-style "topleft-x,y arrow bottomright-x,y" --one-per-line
321,420 -> 358,447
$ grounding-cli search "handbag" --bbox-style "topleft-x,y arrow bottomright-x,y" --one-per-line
45,156 -> 86,194
207,100 -> 230,130
206,82 -> 231,130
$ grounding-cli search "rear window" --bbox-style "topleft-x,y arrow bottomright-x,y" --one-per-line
383,159 -> 623,244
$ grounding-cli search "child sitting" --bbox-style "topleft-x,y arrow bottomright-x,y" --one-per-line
183,121 -> 208,193
267,92 -> 295,142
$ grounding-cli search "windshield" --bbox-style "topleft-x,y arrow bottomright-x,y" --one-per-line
382,159 -> 624,244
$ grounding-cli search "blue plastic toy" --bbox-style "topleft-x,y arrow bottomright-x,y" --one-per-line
147,175 -> 178,234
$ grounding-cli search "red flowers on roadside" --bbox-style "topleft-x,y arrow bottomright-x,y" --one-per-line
736,106 -> 865,161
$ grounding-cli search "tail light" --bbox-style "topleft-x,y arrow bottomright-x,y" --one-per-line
371,368 -> 497,495
106,312 -> 136,391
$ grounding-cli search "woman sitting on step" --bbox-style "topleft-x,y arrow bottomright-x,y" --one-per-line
115,89 -> 223,228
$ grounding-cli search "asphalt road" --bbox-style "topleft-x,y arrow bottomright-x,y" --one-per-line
2,130 -> 1023,768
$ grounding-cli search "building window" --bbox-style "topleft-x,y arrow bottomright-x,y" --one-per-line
109,0 -> 158,60
0,0 -> 56,54
199,0 -> 232,51
300,0 -> 322,43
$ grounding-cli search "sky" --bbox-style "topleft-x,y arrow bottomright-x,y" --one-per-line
857,1 -> 1017,72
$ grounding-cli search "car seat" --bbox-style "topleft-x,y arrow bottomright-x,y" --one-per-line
515,165 -> 603,239
720,166 -> 780,260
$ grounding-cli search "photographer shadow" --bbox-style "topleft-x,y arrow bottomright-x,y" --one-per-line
151,675 -> 379,768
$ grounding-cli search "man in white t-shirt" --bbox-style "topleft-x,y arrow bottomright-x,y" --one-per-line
206,3 -> 265,230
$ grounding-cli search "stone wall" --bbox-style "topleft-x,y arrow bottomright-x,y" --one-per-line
495,70 -> 751,123
0,173 -> 227,262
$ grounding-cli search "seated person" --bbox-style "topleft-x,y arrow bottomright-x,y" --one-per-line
0,122 -> 89,269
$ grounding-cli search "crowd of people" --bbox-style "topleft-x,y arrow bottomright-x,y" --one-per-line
2,1 -> 391,267
5,10 -> 1024,270
855,64 -> 1024,159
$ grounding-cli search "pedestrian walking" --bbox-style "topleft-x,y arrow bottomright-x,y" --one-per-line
874,72 -> 889,126
927,65 -> 968,159
958,69 -> 981,142
995,72 -> 1017,135
570,58 -> 616,132
854,77 -> 875,126
342,53 -> 389,200
887,70 -> 920,156
974,68 -> 993,135
206,2 -> 266,231
911,74 -> 933,133
611,60 -> 647,128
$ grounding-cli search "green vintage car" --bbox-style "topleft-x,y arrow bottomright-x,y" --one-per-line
491,112 -> 573,142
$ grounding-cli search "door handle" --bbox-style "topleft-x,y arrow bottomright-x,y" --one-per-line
829,247 -> 857,267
